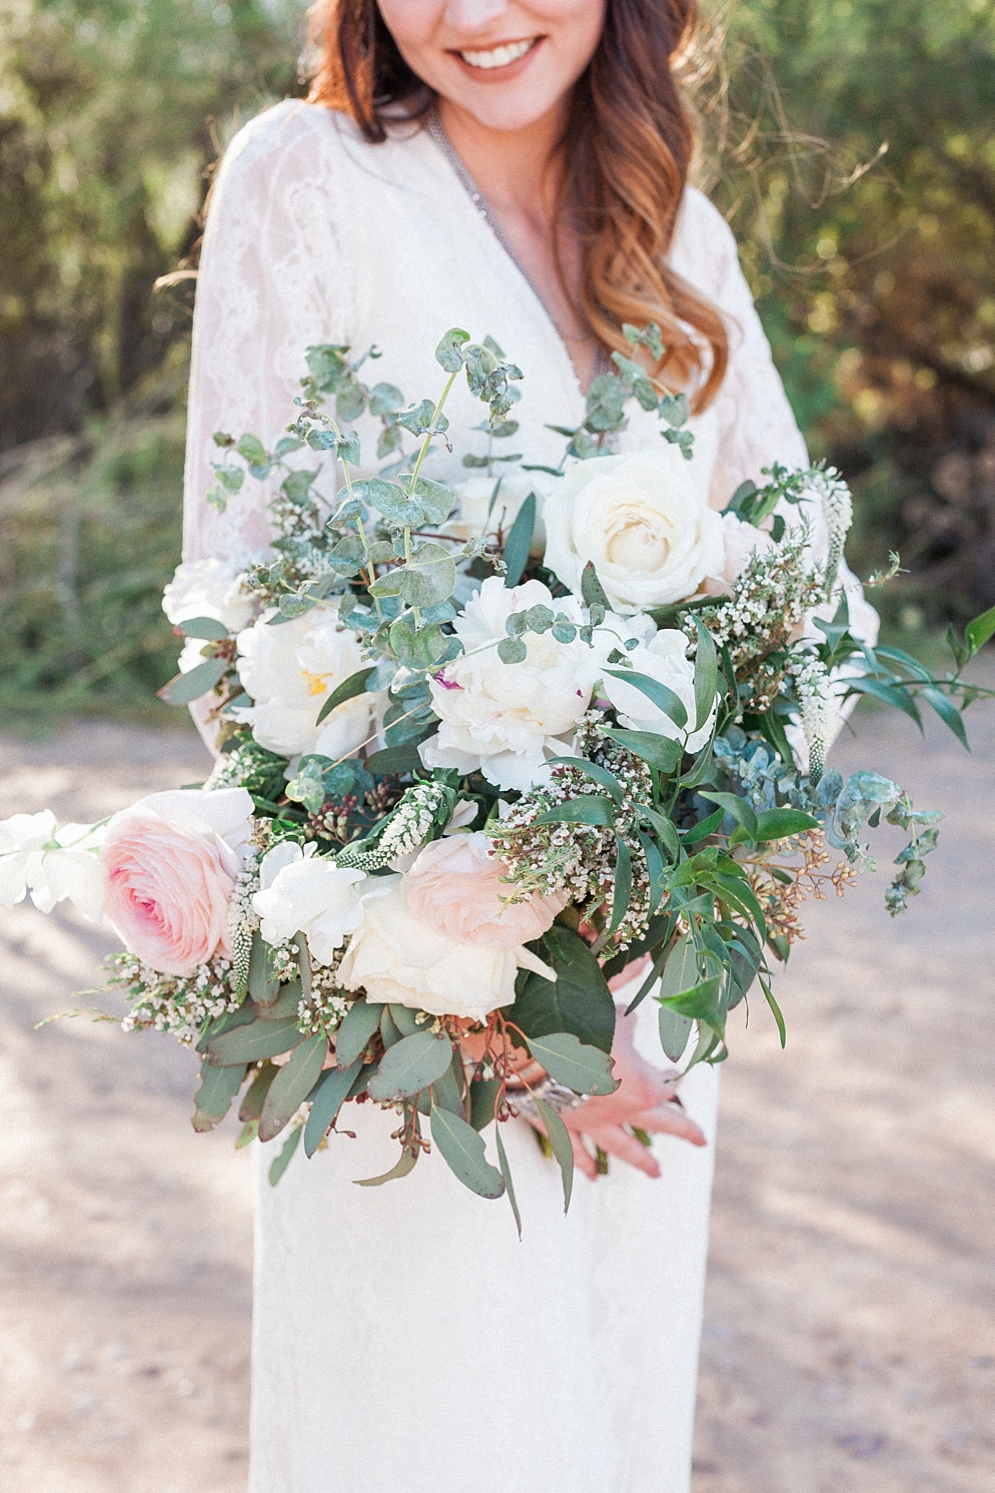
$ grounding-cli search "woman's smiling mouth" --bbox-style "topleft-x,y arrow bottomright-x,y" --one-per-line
454,37 -> 541,73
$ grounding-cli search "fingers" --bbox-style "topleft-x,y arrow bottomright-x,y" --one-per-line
570,1130 -> 598,1181
584,1124 -> 661,1178
630,1102 -> 707,1147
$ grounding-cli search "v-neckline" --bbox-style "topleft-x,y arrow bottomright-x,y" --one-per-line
423,112 -> 602,400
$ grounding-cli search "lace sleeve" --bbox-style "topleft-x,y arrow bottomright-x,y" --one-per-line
682,192 -> 878,648
182,101 -> 355,567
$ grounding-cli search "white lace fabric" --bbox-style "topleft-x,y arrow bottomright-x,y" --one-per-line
183,99 -> 873,1493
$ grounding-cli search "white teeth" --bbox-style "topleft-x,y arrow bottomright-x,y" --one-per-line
459,38 -> 536,70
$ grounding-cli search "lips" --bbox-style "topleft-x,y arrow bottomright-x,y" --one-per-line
457,37 -> 538,71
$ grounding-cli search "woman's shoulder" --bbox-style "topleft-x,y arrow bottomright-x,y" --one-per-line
670,186 -> 742,302
219,99 -> 364,182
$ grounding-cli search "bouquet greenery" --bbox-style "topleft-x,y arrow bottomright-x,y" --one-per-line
4,326 -> 992,1222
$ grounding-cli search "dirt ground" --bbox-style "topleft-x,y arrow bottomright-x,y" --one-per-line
0,689 -> 992,1493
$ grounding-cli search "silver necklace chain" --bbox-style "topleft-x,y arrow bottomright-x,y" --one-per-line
425,109 -> 602,360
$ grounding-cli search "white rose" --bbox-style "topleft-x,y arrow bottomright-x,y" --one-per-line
252,842 -> 390,966
418,577 -> 600,792
542,449 -> 725,613
599,629 -> 715,752
163,559 -> 256,634
337,876 -> 554,1022
449,470 -> 557,556
0,810 -> 108,922
234,603 -> 376,760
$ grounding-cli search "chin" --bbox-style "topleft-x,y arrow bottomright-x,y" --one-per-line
442,82 -> 565,133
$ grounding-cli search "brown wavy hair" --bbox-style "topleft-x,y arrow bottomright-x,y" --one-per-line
307,0 -> 728,411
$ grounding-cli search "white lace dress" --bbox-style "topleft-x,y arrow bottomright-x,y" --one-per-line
183,100 -> 865,1493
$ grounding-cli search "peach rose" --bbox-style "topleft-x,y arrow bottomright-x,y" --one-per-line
404,832 -> 567,947
101,788 -> 253,976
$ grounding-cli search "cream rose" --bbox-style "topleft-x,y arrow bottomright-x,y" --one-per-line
100,787 -> 253,976
599,629 -> 715,752
338,871 -> 555,1022
252,842 -> 391,966
233,602 -> 377,760
404,832 -> 567,946
418,577 -> 599,792
542,449 -> 725,613
701,513 -> 777,597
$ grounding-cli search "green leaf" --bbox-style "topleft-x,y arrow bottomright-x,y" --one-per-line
335,999 -> 384,1068
178,615 -> 230,641
525,1033 -> 618,1095
429,1050 -> 467,1118
254,979 -> 301,1020
693,618 -> 719,730
580,561 -> 611,612
397,544 -> 457,608
658,974 -> 725,1038
267,1125 -> 302,1186
315,666 -> 376,726
965,604 -> 995,657
235,1119 -> 258,1149
436,326 -> 471,372
921,686 -> 969,749
497,636 -> 528,664
388,615 -> 448,669
192,1058 -> 246,1132
534,1097 -> 575,1213
258,1034 -> 327,1142
660,933 -> 700,1002
404,476 -> 454,525
637,804 -> 681,861
608,834 -> 632,935
430,1106 -> 505,1198
368,381 -> 404,416
367,1031 -> 454,1102
156,656 -> 228,705
237,433 -> 267,465
698,790 -> 759,840
469,1075 -> 503,1131
658,1004 -> 694,1063
847,676 -> 924,730
207,1015 -> 303,1065
605,669 -> 688,729
636,829 -> 667,915
354,1144 -> 420,1187
238,1060 -> 277,1122
603,728 -> 683,774
512,925 -> 616,1052
494,1124 -> 522,1238
196,1003 -> 256,1053
364,743 -> 425,776
533,794 -> 615,827
304,1058 -> 363,1157
760,975 -> 787,1048
752,808 -> 820,841
503,491 -> 536,588
681,807 -> 724,844
248,930 -> 280,1005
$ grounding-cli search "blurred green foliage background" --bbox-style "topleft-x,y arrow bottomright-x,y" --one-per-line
1,0 -> 992,720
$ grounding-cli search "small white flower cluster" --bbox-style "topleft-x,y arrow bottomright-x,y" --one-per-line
490,718 -> 655,950
336,781 -> 453,871
690,537 -> 825,713
801,466 -> 853,594
111,951 -> 242,1046
788,654 -> 840,784
226,853 -> 262,997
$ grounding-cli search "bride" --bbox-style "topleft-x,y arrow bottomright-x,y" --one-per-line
183,2 -> 834,1489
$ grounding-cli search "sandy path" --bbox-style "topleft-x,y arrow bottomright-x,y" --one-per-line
0,694 -> 991,1491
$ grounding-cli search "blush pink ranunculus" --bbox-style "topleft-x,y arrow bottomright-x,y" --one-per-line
403,832 -> 567,948
100,788 -> 253,976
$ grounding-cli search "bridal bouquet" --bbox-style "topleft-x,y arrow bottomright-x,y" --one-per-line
4,327 -> 991,1219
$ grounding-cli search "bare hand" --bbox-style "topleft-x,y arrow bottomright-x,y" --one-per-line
555,963 -> 706,1180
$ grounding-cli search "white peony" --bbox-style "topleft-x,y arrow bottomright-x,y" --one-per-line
337,874 -> 555,1022
233,603 -> 377,760
418,577 -> 600,792
252,841 -> 391,966
0,810 -> 107,922
599,629 -> 715,752
448,470 -> 557,556
162,558 -> 256,634
542,449 -> 725,613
